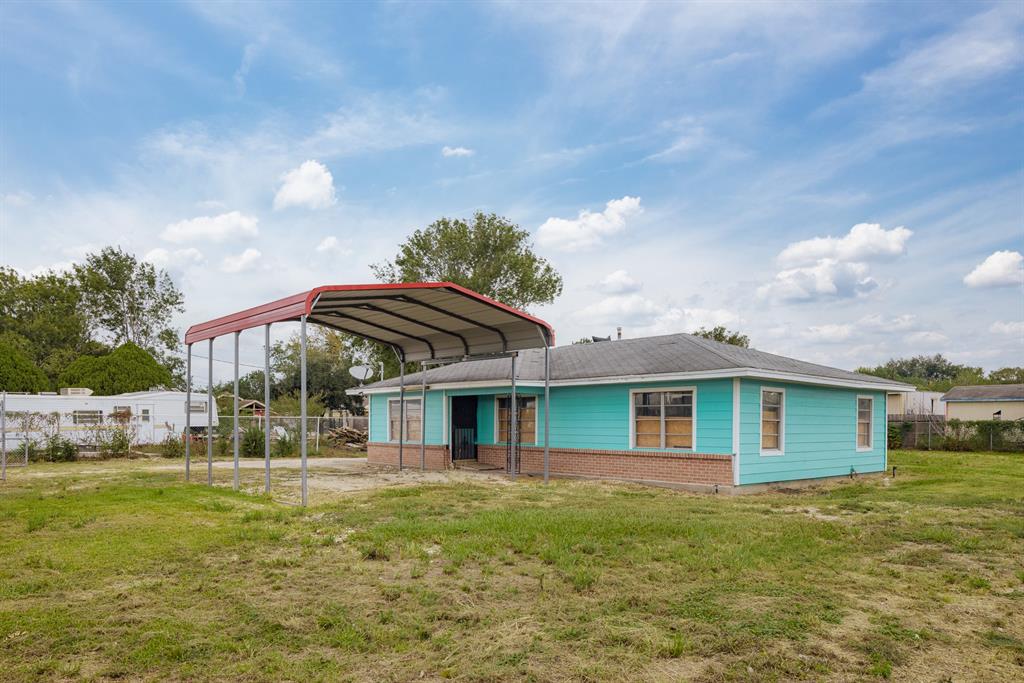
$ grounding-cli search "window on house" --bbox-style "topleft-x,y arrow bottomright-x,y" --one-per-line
496,396 -> 537,443
189,401 -> 207,413
761,389 -> 783,452
857,397 -> 873,449
141,409 -> 151,423
632,390 -> 693,449
72,410 -> 103,425
388,398 -> 422,443
111,406 -> 132,423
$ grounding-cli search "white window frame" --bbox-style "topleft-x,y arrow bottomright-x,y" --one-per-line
188,401 -> 207,414
494,394 -> 539,445
759,387 -> 785,456
72,410 -> 103,425
387,397 -> 422,444
628,386 -> 697,451
856,395 -> 874,452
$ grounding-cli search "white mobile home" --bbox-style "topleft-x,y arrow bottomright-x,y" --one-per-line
1,389 -> 218,448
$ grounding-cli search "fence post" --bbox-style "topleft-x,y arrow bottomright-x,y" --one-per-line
315,417 -> 320,453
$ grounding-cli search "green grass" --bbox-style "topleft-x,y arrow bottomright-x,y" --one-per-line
0,450 -> 1022,681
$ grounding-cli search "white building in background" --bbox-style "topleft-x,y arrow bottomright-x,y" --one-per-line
886,390 -> 946,416
0,388 -> 217,447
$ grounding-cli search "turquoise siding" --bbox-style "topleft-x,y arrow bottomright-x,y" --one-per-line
737,380 -> 886,485
369,390 -> 446,445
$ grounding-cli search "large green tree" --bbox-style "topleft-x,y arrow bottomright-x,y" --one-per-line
272,328 -> 363,413
58,342 -> 173,395
0,336 -> 49,392
74,247 -> 184,377
693,326 -> 750,348
857,354 -> 987,391
365,212 -> 563,376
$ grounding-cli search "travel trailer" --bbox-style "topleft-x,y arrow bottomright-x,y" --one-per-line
0,388 -> 217,448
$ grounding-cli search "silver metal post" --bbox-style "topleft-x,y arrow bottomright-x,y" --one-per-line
233,331 -> 240,491
398,359 -> 405,471
2,391 -> 7,482
544,343 -> 550,484
510,353 -> 517,481
185,345 -> 191,481
420,361 -> 426,471
300,315 -> 308,506
207,337 -> 214,485
264,323 -> 271,493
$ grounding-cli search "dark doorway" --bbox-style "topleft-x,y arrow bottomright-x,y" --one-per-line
450,396 -> 478,461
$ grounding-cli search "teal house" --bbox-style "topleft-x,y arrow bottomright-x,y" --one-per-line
353,333 -> 913,490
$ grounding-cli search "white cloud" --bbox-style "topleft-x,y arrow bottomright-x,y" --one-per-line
598,269 -> 643,294
315,235 -> 352,256
990,321 -> 1024,337
162,210 -> 259,243
441,146 -> 475,157
27,261 -> 75,278
2,190 -> 35,207
859,313 -> 917,331
905,330 -> 949,347
963,250 -> 1024,288
537,196 -> 642,251
143,247 -> 204,270
757,259 -> 878,303
273,160 -> 337,210
220,248 -> 262,273
778,223 -> 912,267
803,324 -> 855,343
575,293 -> 737,337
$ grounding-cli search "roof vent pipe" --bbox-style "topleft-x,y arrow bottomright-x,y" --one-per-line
617,326 -> 622,340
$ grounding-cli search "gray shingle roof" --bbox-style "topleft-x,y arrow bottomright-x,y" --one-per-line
942,384 -> 1024,401
362,332 -> 909,389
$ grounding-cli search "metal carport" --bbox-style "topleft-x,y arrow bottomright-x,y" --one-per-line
182,282 -> 555,505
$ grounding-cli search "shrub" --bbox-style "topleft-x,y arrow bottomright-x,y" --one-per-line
45,437 -> 78,462
273,431 -> 297,457
98,426 -> 133,457
241,427 -> 265,457
160,433 -> 184,458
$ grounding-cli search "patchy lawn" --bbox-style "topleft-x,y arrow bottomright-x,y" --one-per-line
0,451 -> 1021,682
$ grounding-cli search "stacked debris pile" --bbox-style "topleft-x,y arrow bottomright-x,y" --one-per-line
324,426 -> 368,449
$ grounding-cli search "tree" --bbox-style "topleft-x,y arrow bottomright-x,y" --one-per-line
857,354 -> 987,391
0,336 -> 49,392
74,247 -> 184,376
373,212 -> 563,309
0,267 -> 99,387
58,342 -> 172,395
988,367 -> 1024,384
365,212 -> 564,377
272,328 -> 363,413
693,326 -> 750,348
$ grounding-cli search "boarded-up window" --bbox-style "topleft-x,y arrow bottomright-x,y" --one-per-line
857,397 -> 873,449
632,390 -> 693,449
388,398 -> 422,443
496,396 -> 536,444
761,390 -> 783,451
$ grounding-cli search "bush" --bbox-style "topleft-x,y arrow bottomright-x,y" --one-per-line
273,431 -> 297,457
160,433 -> 185,458
45,437 -> 78,462
241,427 -> 265,457
99,427 -> 132,457
887,422 -> 911,450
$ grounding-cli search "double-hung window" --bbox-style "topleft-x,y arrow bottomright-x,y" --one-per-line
388,398 -> 422,443
857,397 -> 873,450
760,389 -> 784,454
72,410 -> 103,425
496,395 -> 537,444
632,390 -> 693,449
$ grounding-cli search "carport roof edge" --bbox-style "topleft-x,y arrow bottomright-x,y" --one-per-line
183,282 -> 555,361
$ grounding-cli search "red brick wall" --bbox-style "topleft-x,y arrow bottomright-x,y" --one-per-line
369,441 -> 733,486
366,442 -> 451,470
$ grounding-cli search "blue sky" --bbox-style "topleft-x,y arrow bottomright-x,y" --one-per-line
1,1 -> 1022,381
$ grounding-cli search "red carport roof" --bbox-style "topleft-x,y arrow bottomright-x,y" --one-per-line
184,283 -> 554,362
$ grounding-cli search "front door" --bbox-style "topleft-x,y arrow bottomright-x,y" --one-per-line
450,396 -> 477,460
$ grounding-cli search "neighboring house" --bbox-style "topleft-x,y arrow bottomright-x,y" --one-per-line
1,389 -> 217,447
350,333 -> 913,491
941,384 -> 1024,421
886,390 -> 945,416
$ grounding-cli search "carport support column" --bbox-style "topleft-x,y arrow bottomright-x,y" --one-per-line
2,391 -> 7,482
185,344 -> 191,481
420,362 -> 426,471
264,323 -> 271,494
398,358 -> 405,471
510,353 -> 517,481
544,343 -> 550,484
233,331 -> 240,491
300,315 -> 308,507
207,337 -> 214,486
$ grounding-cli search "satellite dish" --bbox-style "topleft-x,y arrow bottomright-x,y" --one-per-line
349,365 -> 374,382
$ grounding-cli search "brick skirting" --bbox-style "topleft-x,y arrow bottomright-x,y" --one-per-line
367,441 -> 733,486
366,442 -> 451,470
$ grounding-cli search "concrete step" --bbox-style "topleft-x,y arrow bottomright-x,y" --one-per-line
453,460 -> 503,471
